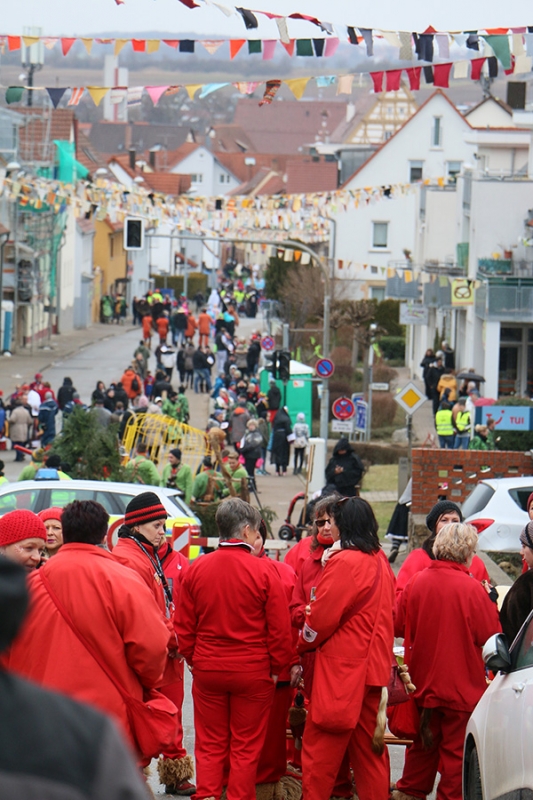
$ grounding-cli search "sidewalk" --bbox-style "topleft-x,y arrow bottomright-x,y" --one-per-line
0,322 -> 138,391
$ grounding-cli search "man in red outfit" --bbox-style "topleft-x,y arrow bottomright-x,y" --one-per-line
2,500 -> 170,756
197,308 -> 211,348
176,498 -> 293,800
393,522 -> 501,800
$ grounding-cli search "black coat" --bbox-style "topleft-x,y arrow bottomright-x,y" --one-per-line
267,385 -> 281,412
271,409 -> 292,469
500,570 -> 533,645
325,438 -> 364,496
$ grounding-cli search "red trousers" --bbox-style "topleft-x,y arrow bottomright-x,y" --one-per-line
192,669 -> 275,800
256,683 -> 293,784
397,706 -> 471,800
160,662 -> 187,760
199,333 -> 209,347
302,686 -> 389,800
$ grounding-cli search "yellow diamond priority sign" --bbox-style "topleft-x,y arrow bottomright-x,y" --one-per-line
394,382 -> 427,416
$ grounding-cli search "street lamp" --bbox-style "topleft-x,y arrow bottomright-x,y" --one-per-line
21,27 -> 44,108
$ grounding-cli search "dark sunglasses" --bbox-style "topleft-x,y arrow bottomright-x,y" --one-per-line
315,518 -> 331,528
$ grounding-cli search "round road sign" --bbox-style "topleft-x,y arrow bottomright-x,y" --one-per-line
316,357 -> 335,378
261,335 -> 275,351
332,396 -> 356,421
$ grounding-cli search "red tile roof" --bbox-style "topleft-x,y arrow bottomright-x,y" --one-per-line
228,167 -> 286,196
286,158 -> 339,193
17,108 -> 75,164
108,153 -> 191,196
209,124 -> 257,153
214,151 -> 307,183
232,99 -> 348,154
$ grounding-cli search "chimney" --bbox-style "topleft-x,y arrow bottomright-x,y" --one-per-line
149,149 -> 156,169
129,148 -> 136,171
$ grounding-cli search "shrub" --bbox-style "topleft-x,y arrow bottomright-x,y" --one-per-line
375,299 -> 404,337
371,393 -> 398,429
379,336 -> 405,363
153,273 -> 208,300
373,364 -> 398,384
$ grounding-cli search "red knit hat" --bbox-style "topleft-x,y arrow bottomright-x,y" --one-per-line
124,492 -> 168,528
37,508 -> 63,524
0,510 -> 47,547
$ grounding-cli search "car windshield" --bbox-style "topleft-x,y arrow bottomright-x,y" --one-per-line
165,493 -> 191,516
462,483 -> 495,518
508,487 -> 533,512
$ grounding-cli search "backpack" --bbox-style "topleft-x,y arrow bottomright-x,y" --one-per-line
131,376 -> 140,393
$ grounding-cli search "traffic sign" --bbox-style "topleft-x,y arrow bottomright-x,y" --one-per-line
332,420 -> 354,433
261,335 -> 275,351
316,358 -> 335,379
332,396 -> 356,421
355,400 -> 368,433
394,382 -> 427,415
371,382 -> 389,392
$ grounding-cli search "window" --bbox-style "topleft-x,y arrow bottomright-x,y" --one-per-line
410,160 -> 424,183
190,174 -> 203,184
372,222 -> 389,249
219,173 -> 231,184
109,236 -> 114,259
384,130 -> 393,141
432,116 -> 442,147
371,286 -> 386,301
371,266 -> 378,274
447,161 -> 462,184
0,489 -> 39,513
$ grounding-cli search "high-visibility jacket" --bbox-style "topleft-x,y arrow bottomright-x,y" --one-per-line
455,410 -> 471,433
435,409 -> 454,436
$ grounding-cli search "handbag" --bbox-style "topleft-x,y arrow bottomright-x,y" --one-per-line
39,570 -> 178,760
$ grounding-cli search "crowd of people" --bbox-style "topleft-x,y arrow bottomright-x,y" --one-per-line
0,483 -> 516,800
420,342 -> 497,450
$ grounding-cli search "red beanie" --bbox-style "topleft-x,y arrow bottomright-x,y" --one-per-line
0,510 -> 47,547
37,508 -> 63,524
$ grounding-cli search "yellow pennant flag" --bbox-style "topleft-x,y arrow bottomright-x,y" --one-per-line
404,270 -> 413,283
147,39 -> 160,53
285,78 -> 309,100
87,87 -> 110,107
22,36 -> 40,47
185,84 -> 202,100
114,38 -> 128,56
81,38 -> 93,54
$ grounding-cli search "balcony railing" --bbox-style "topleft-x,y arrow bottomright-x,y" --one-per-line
475,277 -> 533,321
478,258 -> 533,278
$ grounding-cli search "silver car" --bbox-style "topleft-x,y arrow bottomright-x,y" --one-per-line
464,613 -> 533,799
462,477 -> 533,552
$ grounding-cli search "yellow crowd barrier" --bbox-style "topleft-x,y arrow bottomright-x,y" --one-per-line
122,413 -> 212,477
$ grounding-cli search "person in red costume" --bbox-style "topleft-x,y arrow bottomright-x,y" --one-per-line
392,522 -> 501,800
2,501 -> 170,757
299,496 -> 395,800
289,492 -> 353,798
113,492 -> 195,796
176,498 -> 293,800
395,500 -> 490,600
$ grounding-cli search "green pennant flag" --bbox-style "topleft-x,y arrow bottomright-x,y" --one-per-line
483,35 -> 511,69
296,39 -> 314,56
6,86 -> 24,104
248,40 -> 262,54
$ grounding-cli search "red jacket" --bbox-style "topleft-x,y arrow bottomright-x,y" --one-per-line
156,317 -> 169,337
113,536 -> 180,685
284,536 -> 312,576
289,545 -> 325,630
185,315 -> 197,339
298,548 -> 395,731
260,550 -> 298,681
395,560 -> 501,712
198,313 -> 211,335
3,544 -> 169,745
176,542 -> 293,675
120,368 -> 141,399
158,541 -> 190,620
395,547 -> 490,600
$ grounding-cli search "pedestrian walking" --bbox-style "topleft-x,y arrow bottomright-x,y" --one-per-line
293,412 -> 310,475
8,400 -> 32,460
271,407 -> 292,476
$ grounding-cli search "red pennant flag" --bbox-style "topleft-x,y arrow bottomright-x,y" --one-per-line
385,69 -> 402,91
470,58 -> 486,80
229,39 -> 246,59
132,39 -> 146,52
61,38 -> 76,56
163,40 -> 180,48
433,62 -> 453,87
370,72 -> 384,93
423,25 -> 437,33
281,39 -> 295,56
504,55 -> 516,75
485,27 -> 509,34
405,67 -> 422,91
177,0 -> 200,6
8,36 -> 21,51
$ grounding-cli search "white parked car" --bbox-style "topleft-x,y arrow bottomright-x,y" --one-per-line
464,614 -> 533,799
462,477 -> 533,552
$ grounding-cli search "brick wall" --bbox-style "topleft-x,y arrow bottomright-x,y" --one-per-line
411,448 -> 533,514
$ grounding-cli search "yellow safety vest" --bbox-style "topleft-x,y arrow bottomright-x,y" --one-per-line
456,410 -> 470,433
435,409 -> 454,436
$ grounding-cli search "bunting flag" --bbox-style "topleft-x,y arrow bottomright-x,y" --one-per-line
127,86 -> 144,106
7,36 -> 21,51
146,85 -> 169,105
132,39 -> 146,52
336,74 -> 354,94
285,77 -> 309,99
470,57 -> 486,79
61,38 -> 76,56
385,69 -> 402,91
5,86 -> 23,104
87,86 -> 109,106
229,39 -> 245,58
262,40 -> 276,60
280,39 -> 295,56
259,79 -> 281,106
324,37 -> 340,57
201,40 -> 224,54
22,35 -> 39,47
163,39 -> 180,49
433,62 -> 453,87
370,72 -> 384,93
68,87 -> 85,106
114,38 -> 128,55
405,66 -> 422,90
185,84 -> 202,99
46,88 -> 67,109
109,88 -> 127,104
81,38 -> 93,54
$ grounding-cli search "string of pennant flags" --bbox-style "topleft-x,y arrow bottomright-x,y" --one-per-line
0,171 -> 452,242
3,50 -> 531,109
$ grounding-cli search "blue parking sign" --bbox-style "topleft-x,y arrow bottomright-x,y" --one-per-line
356,401 -> 367,433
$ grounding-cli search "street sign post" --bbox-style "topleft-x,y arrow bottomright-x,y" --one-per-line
261,335 -> 275,351
355,400 -> 368,434
332,396 -> 356,421
394,382 -> 427,480
316,358 -> 335,379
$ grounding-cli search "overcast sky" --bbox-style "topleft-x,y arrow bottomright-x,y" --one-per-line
3,0 -> 533,37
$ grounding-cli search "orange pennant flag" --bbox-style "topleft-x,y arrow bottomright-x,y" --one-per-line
229,39 -> 246,59
8,36 -> 21,51
114,39 -> 128,56
61,38 -> 76,56
81,38 -> 93,54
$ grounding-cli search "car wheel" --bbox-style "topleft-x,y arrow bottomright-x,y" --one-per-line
465,746 -> 483,800
278,524 -> 294,541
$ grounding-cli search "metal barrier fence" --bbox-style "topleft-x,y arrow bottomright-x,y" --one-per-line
122,412 -> 212,477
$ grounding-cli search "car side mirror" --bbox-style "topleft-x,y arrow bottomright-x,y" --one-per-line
483,633 -> 512,673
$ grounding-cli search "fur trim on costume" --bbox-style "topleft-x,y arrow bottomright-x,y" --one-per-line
372,686 -> 388,755
280,774 -> 303,800
391,790 -> 420,800
157,754 -> 195,789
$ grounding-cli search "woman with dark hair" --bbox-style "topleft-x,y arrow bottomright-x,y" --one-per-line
395,500 -> 490,600
420,349 -> 435,399
113,493 -> 195,796
500,520 -> 533,644
298,496 -> 395,800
